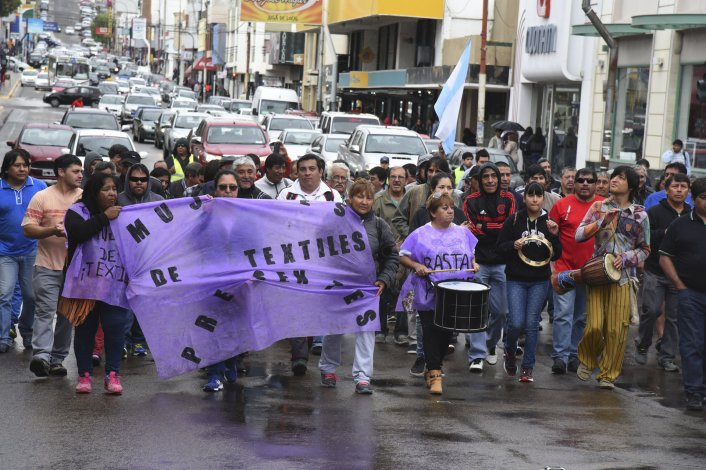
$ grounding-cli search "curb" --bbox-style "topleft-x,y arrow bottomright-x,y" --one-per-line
0,75 -> 20,99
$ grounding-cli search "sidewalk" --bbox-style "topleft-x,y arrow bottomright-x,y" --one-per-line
0,71 -> 20,99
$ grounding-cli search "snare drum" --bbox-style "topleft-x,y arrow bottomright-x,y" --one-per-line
433,280 -> 490,332
581,254 -> 621,287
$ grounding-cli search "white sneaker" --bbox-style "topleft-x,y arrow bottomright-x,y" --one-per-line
485,349 -> 498,365
469,359 -> 484,373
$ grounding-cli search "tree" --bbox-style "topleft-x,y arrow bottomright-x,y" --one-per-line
91,13 -> 111,42
0,0 -> 21,18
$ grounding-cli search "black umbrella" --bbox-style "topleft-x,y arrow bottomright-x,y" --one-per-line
491,120 -> 525,132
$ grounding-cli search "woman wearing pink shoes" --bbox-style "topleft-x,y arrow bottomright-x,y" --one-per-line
62,173 -> 127,395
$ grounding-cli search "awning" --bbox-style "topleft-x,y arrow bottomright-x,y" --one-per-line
631,14 -> 706,30
193,56 -> 217,72
571,23 -> 646,38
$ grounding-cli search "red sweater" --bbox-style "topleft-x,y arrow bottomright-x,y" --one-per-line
549,194 -> 604,271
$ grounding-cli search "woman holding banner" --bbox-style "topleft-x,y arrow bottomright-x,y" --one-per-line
62,173 -> 126,395
318,179 -> 399,395
399,192 -> 479,395
201,169 -> 241,392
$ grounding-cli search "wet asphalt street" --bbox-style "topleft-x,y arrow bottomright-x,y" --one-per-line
1,83 -> 705,470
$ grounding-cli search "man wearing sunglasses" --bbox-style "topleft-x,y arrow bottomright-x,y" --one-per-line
548,168 -> 604,375
117,162 -> 165,358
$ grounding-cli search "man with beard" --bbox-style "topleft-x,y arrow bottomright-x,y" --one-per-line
548,168 -> 604,374
552,166 -> 576,198
255,153 -> 293,199
464,162 -> 517,372
23,154 -> 83,377
325,162 -> 351,198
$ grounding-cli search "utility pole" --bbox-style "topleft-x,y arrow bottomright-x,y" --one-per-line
245,22 -> 251,100
476,0 -> 488,146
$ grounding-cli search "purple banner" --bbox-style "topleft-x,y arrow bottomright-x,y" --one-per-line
109,197 -> 379,378
62,203 -> 130,309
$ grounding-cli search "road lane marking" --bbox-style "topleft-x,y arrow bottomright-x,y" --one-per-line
0,77 -> 21,99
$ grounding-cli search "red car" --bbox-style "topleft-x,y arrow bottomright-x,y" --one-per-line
6,123 -> 76,183
187,116 -> 270,165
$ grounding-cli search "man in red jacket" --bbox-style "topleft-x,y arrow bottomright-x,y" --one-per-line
548,168 -> 604,374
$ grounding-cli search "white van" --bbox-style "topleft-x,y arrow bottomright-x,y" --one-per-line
251,86 -> 299,116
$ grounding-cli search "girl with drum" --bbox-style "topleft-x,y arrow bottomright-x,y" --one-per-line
399,192 -> 479,395
497,182 -> 561,382
318,179 -> 399,394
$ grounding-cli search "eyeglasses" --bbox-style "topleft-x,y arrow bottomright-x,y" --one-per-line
217,184 -> 238,191
576,178 -> 595,184
128,177 -> 149,183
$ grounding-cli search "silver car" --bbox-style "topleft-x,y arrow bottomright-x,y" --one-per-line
306,133 -> 349,162
162,112 -> 208,156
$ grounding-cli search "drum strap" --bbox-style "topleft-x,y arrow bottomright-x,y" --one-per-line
596,217 -> 618,255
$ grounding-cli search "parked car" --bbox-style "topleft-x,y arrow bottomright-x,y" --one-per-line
34,72 -> 51,91
153,110 -> 177,149
128,77 -> 146,93
6,123 -> 75,183
20,69 -> 39,87
115,80 -> 130,94
132,107 -> 164,143
140,86 -> 162,105
43,86 -> 103,107
337,125 -> 426,169
98,94 -> 125,116
65,26 -> 75,35
65,129 -> 141,164
163,112 -> 208,156
120,93 -> 157,124
187,116 -> 270,164
260,113 -> 314,141
306,133 -> 350,163
274,129 -> 322,161
60,108 -> 123,131
8,57 -> 30,72
176,89 -> 196,101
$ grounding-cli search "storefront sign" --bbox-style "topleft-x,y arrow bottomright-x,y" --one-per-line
241,0 -> 322,25
525,24 -> 557,55
537,0 -> 550,18
132,18 -> 146,40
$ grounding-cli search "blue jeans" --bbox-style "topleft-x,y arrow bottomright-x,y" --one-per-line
552,285 -> 587,363
0,253 -> 36,346
124,310 -> 146,347
74,302 -> 129,376
505,280 -> 549,369
11,281 -> 21,323
206,357 -> 237,379
467,264 -> 507,362
677,288 -> 706,399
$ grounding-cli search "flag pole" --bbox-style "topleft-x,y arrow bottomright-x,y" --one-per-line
476,0 -> 488,146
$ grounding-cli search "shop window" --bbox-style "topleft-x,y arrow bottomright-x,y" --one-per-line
349,31 -> 363,71
678,64 -> 706,172
415,20 -> 436,67
377,24 -> 398,70
613,67 -> 649,162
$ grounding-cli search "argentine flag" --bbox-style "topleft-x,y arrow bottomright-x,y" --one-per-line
434,40 -> 471,154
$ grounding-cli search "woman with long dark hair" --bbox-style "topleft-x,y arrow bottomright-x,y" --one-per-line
63,173 -> 126,394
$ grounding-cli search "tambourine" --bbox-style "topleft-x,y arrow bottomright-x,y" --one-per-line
517,235 -> 553,267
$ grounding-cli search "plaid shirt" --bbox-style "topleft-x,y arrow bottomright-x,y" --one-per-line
575,199 -> 651,284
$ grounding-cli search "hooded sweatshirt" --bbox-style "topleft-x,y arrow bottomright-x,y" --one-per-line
81,152 -> 103,188
166,137 -> 194,175
463,162 -> 517,264
117,164 -> 165,206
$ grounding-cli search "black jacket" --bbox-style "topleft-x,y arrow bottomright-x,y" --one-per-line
237,185 -> 271,199
496,210 -> 561,281
645,198 -> 690,275
64,208 -> 110,268
463,163 -> 517,264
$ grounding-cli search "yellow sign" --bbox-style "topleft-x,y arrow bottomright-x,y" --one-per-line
240,0 -> 322,25
349,72 -> 369,88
